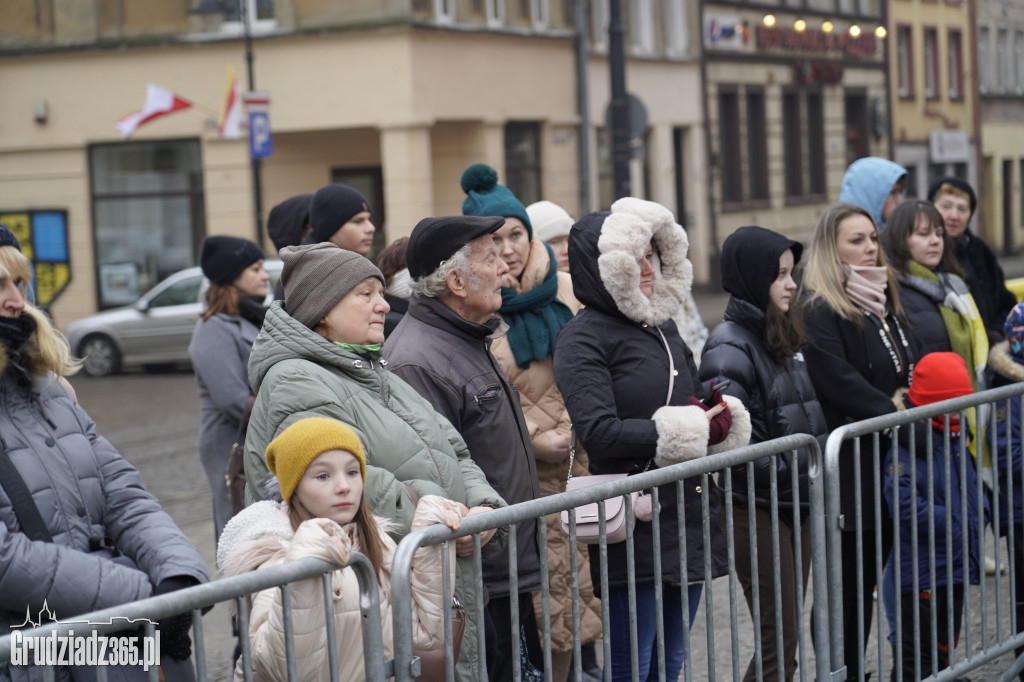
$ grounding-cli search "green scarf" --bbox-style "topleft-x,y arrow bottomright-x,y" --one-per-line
906,261 -> 988,388
333,341 -> 382,359
499,244 -> 574,369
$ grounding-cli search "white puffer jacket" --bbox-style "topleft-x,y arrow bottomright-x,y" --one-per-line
217,496 -> 458,682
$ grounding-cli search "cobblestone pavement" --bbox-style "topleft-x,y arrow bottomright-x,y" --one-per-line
69,369 -> 1022,681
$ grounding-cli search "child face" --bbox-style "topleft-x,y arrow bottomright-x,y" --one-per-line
294,449 -> 364,526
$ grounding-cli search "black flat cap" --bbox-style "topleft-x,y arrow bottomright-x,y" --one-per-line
405,215 -> 505,280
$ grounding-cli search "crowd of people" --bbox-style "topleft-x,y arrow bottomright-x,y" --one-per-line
2,154 -> 1024,682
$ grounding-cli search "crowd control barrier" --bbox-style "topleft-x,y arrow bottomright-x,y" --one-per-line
0,553 -> 385,682
824,381 -> 1024,682
391,433 -> 833,682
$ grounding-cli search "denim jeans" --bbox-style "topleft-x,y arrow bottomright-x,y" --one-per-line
606,582 -> 704,682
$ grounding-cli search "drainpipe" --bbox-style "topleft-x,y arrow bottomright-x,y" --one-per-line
575,0 -> 592,213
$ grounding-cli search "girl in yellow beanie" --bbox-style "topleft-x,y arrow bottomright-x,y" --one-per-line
217,417 -> 464,682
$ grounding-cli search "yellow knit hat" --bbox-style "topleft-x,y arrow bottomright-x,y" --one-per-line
265,417 -> 367,504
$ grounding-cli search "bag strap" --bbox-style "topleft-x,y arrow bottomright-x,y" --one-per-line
0,439 -> 53,542
565,328 -> 676,487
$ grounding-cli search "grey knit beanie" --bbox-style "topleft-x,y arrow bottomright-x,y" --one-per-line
280,243 -> 385,328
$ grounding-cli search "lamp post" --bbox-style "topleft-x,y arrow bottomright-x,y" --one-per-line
190,0 -> 265,247
608,0 -> 631,199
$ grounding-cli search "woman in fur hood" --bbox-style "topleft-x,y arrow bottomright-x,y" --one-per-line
553,198 -> 751,682
217,417 -> 462,682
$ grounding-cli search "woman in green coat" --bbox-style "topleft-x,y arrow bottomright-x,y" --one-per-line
241,242 -> 505,682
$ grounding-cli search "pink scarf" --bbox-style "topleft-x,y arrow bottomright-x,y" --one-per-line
843,264 -> 888,319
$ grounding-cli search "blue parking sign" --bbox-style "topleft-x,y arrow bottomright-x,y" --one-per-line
249,110 -> 273,159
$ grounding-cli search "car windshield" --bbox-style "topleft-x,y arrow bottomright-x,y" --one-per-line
149,276 -> 203,308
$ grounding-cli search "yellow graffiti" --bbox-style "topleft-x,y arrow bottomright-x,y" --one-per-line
0,213 -> 33,260
33,263 -> 70,307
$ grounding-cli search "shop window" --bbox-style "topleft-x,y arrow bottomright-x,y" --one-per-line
718,88 -> 742,205
897,25 -> 914,98
807,90 -> 826,196
782,90 -> 803,198
948,29 -> 963,99
844,91 -> 870,165
746,88 -> 768,202
505,122 -> 542,206
89,139 -> 206,309
923,28 -> 938,99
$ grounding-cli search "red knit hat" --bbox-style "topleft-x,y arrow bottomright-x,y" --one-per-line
907,352 -> 973,407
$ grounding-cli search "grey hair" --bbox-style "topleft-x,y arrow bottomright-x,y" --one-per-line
409,242 -> 474,299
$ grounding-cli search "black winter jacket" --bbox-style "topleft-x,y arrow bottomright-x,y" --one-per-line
897,281 -> 953,356
802,296 -> 919,530
954,230 -> 1017,338
384,295 -> 542,597
699,298 -> 828,519
554,199 -> 746,589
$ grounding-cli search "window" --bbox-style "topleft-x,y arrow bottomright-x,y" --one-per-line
948,29 -> 963,99
718,88 -> 742,204
532,0 -> 548,29
504,122 -> 542,206
434,0 -> 455,23
90,140 -> 206,308
1020,159 -> 1024,227
979,26 -> 991,92
149,275 -> 203,308
630,0 -> 655,54
998,28 -> 1011,91
664,0 -> 688,56
1017,30 -> 1024,93
897,25 -> 914,97
807,91 -> 826,196
746,88 -> 768,201
845,91 -> 870,165
487,0 -> 505,27
923,28 -> 938,99
589,0 -> 608,50
221,0 -> 275,33
782,90 -> 803,198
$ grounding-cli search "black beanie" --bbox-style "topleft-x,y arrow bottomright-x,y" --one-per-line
309,184 -> 370,243
927,176 -> 977,219
200,236 -> 265,285
267,194 -> 312,252
0,223 -> 20,251
720,226 -> 802,312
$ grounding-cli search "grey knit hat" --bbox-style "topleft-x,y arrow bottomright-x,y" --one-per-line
280,243 -> 385,328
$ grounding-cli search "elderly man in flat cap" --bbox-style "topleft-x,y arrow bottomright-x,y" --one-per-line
384,215 -> 544,682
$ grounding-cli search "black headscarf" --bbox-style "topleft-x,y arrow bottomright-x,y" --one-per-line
720,225 -> 802,311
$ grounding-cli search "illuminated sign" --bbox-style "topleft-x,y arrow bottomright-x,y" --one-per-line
0,210 -> 70,307
757,25 -> 879,58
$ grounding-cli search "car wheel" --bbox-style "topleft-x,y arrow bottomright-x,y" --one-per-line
79,335 -> 121,377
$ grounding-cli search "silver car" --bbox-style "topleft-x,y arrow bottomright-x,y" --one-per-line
64,260 -> 283,377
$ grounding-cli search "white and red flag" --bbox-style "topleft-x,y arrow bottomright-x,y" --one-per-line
218,64 -> 243,139
115,84 -> 192,139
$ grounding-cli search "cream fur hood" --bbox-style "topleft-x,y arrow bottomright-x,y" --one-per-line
568,197 -> 693,327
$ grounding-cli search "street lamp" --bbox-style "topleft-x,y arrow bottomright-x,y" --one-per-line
190,0 -> 265,247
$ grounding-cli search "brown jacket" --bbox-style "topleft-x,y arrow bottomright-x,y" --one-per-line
491,239 -> 603,650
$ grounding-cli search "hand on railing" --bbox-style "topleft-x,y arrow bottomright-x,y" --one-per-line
455,506 -> 498,557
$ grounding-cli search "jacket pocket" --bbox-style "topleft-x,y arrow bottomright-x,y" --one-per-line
473,384 -> 503,404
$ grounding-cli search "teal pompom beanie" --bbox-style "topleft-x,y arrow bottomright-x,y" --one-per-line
460,163 -> 533,239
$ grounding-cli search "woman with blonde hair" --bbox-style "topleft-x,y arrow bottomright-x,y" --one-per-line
0,224 -> 209,680
799,202 -> 920,682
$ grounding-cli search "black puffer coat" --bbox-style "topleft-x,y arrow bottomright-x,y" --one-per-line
897,282 -> 952,356
802,296 -> 919,530
954,230 -> 1017,337
700,298 -> 827,519
554,198 -> 749,589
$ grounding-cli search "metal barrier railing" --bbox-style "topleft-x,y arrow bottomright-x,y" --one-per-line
0,553 -> 385,682
824,382 -> 1024,682
390,433 -> 833,682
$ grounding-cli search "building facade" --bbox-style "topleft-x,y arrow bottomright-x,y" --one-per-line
976,0 -> 1024,253
0,0 -> 710,324
701,0 -> 890,279
888,0 -> 978,206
